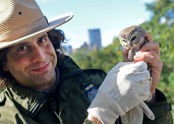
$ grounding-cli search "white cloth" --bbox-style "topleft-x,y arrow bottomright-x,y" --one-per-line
87,61 -> 155,124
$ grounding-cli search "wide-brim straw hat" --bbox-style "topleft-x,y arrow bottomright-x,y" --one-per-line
0,0 -> 73,50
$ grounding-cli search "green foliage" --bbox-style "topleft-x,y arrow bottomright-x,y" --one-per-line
71,38 -> 123,72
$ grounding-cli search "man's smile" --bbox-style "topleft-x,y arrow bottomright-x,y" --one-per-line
31,62 -> 50,73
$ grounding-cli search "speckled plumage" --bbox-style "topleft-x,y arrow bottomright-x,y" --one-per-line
119,26 -> 147,62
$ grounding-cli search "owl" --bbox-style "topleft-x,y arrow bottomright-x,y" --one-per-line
119,26 -> 147,62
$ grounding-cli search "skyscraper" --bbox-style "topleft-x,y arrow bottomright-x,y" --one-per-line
88,28 -> 102,50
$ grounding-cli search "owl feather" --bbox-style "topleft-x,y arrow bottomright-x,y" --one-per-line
119,26 -> 147,62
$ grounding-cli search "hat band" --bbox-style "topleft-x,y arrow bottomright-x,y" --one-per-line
0,16 -> 49,42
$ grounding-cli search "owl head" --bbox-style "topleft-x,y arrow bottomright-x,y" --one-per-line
119,26 -> 146,49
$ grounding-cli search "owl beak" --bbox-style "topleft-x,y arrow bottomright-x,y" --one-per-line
128,41 -> 132,47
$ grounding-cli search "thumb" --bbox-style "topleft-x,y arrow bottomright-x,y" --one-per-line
140,102 -> 155,120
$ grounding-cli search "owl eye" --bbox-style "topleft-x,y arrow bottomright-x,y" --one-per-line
131,36 -> 136,41
123,40 -> 127,42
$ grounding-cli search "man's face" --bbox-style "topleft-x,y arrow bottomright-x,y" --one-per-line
3,33 -> 57,91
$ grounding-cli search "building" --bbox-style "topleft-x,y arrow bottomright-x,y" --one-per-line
80,42 -> 89,49
88,28 -> 102,50
73,42 -> 89,53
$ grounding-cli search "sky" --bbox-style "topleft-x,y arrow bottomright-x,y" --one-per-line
36,0 -> 155,49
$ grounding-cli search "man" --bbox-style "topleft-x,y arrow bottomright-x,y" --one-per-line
0,0 -> 172,124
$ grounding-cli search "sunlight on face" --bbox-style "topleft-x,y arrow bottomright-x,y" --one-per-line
4,34 -> 57,91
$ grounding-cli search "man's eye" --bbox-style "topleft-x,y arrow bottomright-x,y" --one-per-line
39,37 -> 47,43
17,45 -> 27,51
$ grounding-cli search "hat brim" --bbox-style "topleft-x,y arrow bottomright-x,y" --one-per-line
0,13 -> 73,50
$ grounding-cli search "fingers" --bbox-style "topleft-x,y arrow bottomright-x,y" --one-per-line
122,49 -> 129,55
140,102 -> 155,120
145,32 -> 152,42
133,50 -> 161,67
140,42 -> 160,55
150,80 -> 158,95
133,50 -> 163,73
133,50 -> 163,95
122,49 -> 129,62
133,51 -> 153,64
135,33 -> 162,95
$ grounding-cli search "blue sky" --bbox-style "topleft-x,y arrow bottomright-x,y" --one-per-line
36,0 -> 155,49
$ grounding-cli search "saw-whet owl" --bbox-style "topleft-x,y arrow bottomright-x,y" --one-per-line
119,26 -> 147,62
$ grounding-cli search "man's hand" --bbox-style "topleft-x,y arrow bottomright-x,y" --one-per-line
87,62 -> 152,124
122,32 -> 163,95
133,32 -> 163,95
87,116 -> 102,124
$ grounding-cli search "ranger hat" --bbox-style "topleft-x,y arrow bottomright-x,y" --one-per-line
0,0 -> 73,49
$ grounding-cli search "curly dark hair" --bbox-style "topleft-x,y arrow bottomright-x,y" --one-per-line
0,29 -> 65,87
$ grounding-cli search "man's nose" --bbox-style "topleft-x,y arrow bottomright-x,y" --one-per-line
31,46 -> 46,63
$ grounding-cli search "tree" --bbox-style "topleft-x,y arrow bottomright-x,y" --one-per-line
71,38 -> 123,72
141,0 -> 174,104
